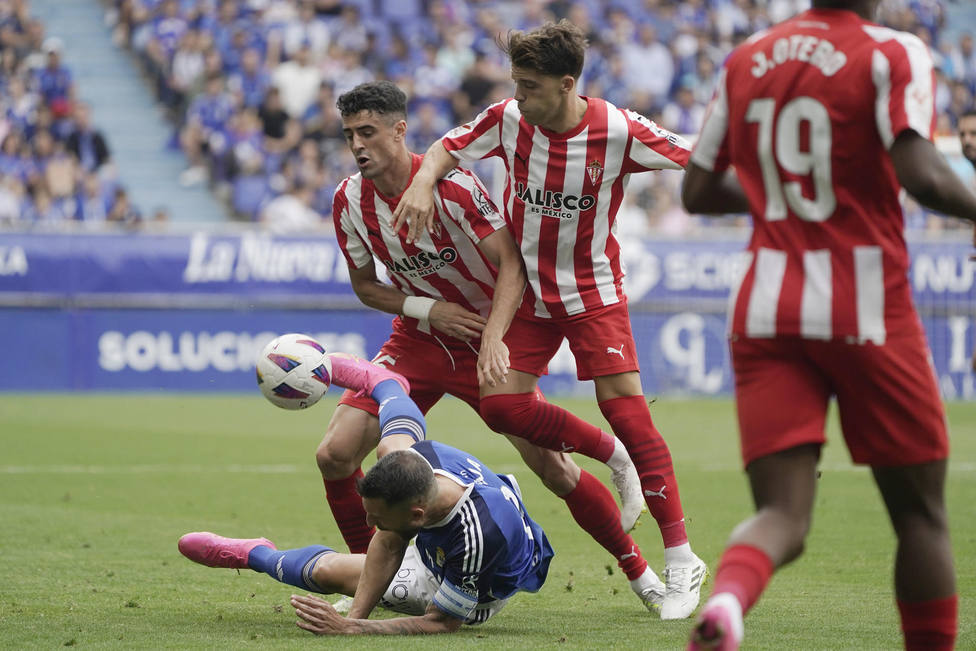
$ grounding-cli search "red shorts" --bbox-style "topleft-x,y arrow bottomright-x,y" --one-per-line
505,300 -> 640,381
338,326 -> 482,416
731,331 -> 948,468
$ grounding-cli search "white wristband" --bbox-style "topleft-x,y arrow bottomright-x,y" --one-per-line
402,295 -> 437,322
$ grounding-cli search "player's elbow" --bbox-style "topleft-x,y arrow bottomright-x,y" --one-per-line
437,615 -> 465,634
890,131 -> 948,206
680,181 -> 705,214
680,163 -> 717,214
425,608 -> 465,634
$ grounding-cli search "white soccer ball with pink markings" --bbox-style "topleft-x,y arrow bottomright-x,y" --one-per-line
255,333 -> 332,410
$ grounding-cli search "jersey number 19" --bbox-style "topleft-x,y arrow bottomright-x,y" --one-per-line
746,96 -> 837,222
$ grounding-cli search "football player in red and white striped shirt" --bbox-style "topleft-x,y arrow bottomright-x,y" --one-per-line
318,81 -> 668,612
394,21 -> 706,619
681,1 -> 976,648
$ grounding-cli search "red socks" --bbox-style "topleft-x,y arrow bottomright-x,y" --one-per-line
713,545 -> 956,649
898,595 -> 957,651
598,396 -> 686,546
479,393 -> 616,462
712,544 -> 774,614
563,470 -> 647,580
323,469 -> 373,554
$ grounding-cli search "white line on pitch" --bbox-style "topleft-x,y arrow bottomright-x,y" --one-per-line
698,462 -> 976,473
2,462 -> 974,475
0,464 -> 305,474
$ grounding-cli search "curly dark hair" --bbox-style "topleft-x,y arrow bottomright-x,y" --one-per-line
502,19 -> 587,79
357,449 -> 434,506
336,80 -> 407,120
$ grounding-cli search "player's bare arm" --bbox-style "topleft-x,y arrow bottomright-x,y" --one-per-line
392,140 -> 459,243
890,131 -> 976,373
291,594 -> 464,635
474,227 -> 526,387
343,529 -> 410,620
347,259 -> 415,315
889,130 -> 976,222
347,259 -> 487,343
680,162 -> 752,215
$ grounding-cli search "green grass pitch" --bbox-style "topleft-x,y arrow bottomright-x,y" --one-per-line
1,393 -> 973,649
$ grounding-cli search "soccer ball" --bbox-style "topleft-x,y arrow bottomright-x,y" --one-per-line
255,333 -> 332,410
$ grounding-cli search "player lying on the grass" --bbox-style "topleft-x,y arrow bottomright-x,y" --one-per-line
319,80 -> 666,612
179,362 -> 552,635
680,0 -> 976,648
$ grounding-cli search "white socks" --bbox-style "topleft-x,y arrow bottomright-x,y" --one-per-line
664,541 -> 696,565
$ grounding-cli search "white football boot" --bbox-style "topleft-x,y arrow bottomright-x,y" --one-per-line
661,552 -> 708,620
630,566 -> 666,614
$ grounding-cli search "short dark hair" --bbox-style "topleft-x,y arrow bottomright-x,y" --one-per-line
811,0 -> 867,9
357,450 -> 434,506
962,109 -> 976,121
503,20 -> 586,79
336,81 -> 407,121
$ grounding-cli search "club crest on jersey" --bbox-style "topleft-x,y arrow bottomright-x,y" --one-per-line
436,547 -> 446,567
586,159 -> 603,185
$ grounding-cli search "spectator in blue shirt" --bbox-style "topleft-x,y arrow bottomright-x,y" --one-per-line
179,71 -> 234,185
76,172 -> 111,223
3,77 -> 37,137
301,82 -> 343,142
227,47 -> 270,109
0,131 -> 35,186
33,37 -> 74,118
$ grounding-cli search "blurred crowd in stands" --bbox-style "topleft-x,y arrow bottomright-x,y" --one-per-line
1,0 -> 975,232
0,0 -> 154,228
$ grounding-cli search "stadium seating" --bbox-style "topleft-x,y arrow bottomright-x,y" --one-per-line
3,0 -> 974,229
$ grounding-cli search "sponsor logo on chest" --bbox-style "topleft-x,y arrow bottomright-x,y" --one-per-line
514,182 -> 596,220
382,247 -> 459,277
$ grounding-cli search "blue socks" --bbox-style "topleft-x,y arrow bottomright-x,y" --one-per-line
374,379 -> 426,442
247,545 -> 334,593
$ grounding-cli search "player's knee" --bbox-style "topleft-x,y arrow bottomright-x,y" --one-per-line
315,443 -> 360,481
892,504 -> 950,540
526,455 -> 578,495
479,394 -> 526,433
307,553 -> 345,595
536,465 -> 578,495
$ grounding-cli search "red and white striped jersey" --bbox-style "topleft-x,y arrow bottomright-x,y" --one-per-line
692,8 -> 936,344
333,153 -> 508,336
441,96 -> 689,318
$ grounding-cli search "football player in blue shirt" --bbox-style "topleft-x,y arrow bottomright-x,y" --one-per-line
179,358 -> 554,635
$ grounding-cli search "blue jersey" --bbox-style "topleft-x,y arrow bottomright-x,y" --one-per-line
410,440 -> 554,622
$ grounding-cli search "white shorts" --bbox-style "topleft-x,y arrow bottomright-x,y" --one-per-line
378,545 -> 508,624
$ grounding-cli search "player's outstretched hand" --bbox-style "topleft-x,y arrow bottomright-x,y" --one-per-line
477,336 -> 510,388
291,594 -> 347,635
429,301 -> 487,342
392,179 -> 436,244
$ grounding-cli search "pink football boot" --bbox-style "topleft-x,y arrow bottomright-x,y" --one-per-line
178,532 -> 276,569
327,353 -> 410,397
